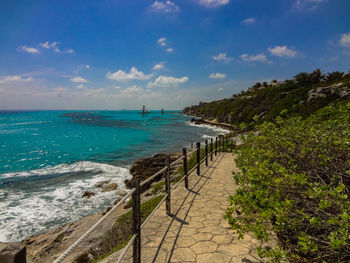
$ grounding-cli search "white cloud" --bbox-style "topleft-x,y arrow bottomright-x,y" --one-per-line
197,0 -> 229,8
293,0 -> 327,11
212,53 -> 233,63
153,62 -> 165,70
241,53 -> 269,63
119,85 -> 144,97
242,18 -> 255,24
150,1 -> 180,13
70,77 -> 88,83
106,67 -> 153,81
62,48 -> 74,54
340,33 -> 350,49
268,45 -> 297,57
84,88 -> 105,96
39,41 -> 74,54
85,64 -> 91,69
218,87 -> 224,91
18,45 -> 40,54
114,86 -> 121,89
77,84 -> 86,89
0,75 -> 33,84
39,41 -> 58,49
147,75 -> 189,88
157,37 -> 174,52
209,73 -> 226,79
157,37 -> 167,47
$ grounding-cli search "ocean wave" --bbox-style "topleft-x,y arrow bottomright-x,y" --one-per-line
186,121 -> 231,134
0,161 -> 131,242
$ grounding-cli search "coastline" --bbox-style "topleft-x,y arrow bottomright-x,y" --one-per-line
0,117 -> 232,262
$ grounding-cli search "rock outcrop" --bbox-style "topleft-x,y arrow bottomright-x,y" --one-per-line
125,153 -> 182,191
82,191 -> 95,198
101,183 -> 118,192
307,83 -> 350,102
0,242 -> 26,263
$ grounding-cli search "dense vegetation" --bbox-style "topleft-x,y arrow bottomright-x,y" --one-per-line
225,102 -> 350,262
183,69 -> 350,127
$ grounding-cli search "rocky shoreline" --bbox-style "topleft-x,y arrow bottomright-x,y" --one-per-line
1,119 -> 231,263
0,151 -> 186,263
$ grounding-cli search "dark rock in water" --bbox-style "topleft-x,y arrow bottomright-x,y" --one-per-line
102,207 -> 112,216
101,183 -> 117,192
191,118 -> 204,125
118,190 -> 128,196
126,153 -> 182,192
113,197 -> 122,205
0,242 -> 26,263
95,180 -> 110,188
82,191 -> 95,198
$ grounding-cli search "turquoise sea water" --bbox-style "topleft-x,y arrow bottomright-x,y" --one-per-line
0,110 -> 227,242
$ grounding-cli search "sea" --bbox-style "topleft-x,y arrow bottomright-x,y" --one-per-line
0,110 -> 228,242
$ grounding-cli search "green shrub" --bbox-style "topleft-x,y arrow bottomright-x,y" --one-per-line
226,102 -> 350,262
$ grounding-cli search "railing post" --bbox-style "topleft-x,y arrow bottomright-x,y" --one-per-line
215,137 -> 218,156
210,138 -> 213,161
196,142 -> 200,176
165,155 -> 171,215
183,148 -> 188,189
132,178 -> 141,263
205,139 -> 208,166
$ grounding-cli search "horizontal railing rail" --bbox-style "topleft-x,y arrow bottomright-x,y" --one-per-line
54,135 -> 230,263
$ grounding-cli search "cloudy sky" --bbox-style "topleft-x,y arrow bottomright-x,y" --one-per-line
0,0 -> 349,110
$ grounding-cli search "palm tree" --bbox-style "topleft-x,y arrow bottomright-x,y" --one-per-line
325,71 -> 344,82
309,68 -> 324,83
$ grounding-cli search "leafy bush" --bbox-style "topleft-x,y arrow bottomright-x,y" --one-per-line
183,69 -> 350,127
226,102 -> 350,262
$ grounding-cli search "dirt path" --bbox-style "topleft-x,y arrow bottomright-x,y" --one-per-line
104,153 -> 263,263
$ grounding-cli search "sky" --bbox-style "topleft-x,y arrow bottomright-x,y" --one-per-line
0,0 -> 349,110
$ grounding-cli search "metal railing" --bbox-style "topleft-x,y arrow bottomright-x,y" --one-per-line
54,135 -> 230,263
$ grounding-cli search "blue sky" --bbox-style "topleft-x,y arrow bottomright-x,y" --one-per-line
0,0 -> 349,110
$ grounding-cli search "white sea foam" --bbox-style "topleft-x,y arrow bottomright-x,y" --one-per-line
0,161 -> 131,242
186,121 -> 231,135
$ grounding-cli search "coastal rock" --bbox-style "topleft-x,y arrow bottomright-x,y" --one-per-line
118,190 -> 128,196
101,183 -> 117,192
102,207 -> 112,216
82,191 -> 95,198
0,242 -> 26,263
191,118 -> 204,125
307,83 -> 350,102
126,153 -> 182,191
113,197 -> 122,205
95,180 -> 110,188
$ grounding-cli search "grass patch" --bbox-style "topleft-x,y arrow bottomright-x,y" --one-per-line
75,194 -> 165,262
151,181 -> 165,195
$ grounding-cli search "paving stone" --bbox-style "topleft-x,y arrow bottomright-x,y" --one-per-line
191,232 -> 213,241
113,154 -> 264,263
197,252 -> 232,263
190,240 -> 218,254
171,248 -> 196,262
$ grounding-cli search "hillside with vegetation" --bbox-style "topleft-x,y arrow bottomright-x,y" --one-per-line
184,69 -> 350,262
183,69 -> 350,127
226,102 -> 350,262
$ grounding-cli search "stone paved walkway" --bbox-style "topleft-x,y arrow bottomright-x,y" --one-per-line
110,153 -> 264,263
